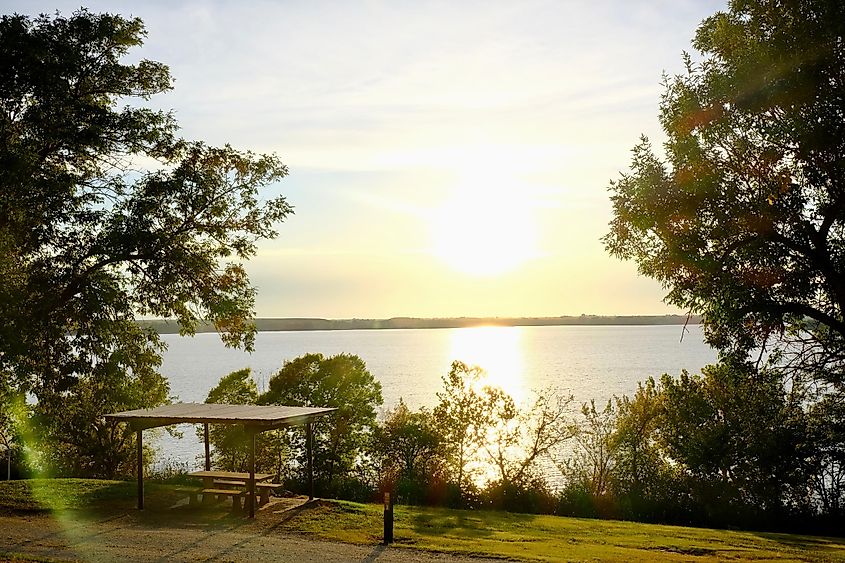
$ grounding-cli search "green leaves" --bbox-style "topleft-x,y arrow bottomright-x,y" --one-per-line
0,9 -> 292,385
433,361 -> 512,500
260,353 -> 383,490
604,0 -> 845,381
0,10 -> 292,476
374,399 -> 445,503
604,3 -> 845,522
202,368 -> 259,472
656,363 -> 815,516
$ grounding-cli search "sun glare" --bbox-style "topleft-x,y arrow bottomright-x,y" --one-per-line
449,326 -> 526,402
431,162 -> 540,276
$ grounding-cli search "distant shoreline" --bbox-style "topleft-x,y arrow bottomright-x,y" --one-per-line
138,315 -> 701,334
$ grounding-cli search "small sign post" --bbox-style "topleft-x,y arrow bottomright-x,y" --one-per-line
383,492 -> 393,544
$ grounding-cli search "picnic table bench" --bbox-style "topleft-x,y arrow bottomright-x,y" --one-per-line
213,479 -> 248,487
172,486 -> 202,506
211,479 -> 283,504
188,470 -> 280,510
202,488 -> 246,512
255,482 -> 283,504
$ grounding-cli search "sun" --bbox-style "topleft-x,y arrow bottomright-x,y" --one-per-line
431,173 -> 539,276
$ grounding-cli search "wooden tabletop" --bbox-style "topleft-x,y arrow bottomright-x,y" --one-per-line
188,470 -> 273,482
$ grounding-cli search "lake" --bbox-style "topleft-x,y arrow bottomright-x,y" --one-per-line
155,324 -> 718,470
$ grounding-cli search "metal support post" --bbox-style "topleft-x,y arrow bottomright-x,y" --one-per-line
306,422 -> 314,500
136,428 -> 144,510
248,428 -> 256,518
204,423 -> 210,471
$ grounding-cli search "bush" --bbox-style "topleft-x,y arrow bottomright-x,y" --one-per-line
483,479 -> 558,514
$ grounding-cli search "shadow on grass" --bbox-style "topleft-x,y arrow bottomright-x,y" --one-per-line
750,530 -> 845,554
407,507 -> 536,540
0,479 -> 261,533
0,479 -> 139,514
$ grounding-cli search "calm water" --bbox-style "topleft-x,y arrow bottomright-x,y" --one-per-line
155,324 -> 718,469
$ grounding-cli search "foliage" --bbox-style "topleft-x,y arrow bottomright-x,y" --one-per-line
31,353 -> 168,478
485,388 -> 574,490
372,380 -> 573,513
556,398 -> 627,519
373,399 -> 446,504
806,393 -> 845,518
599,0 -> 845,531
0,375 -> 28,479
256,429 -> 291,482
612,379 -> 666,494
556,361 -> 845,529
611,379 -> 683,522
200,368 -> 258,472
0,9 -> 291,474
603,0 -> 845,385
199,368 -> 290,477
433,360 -> 508,504
561,400 -> 618,499
658,364 -> 812,522
259,353 -> 383,494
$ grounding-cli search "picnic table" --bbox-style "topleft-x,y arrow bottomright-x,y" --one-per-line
188,470 -> 273,487
188,470 -> 281,512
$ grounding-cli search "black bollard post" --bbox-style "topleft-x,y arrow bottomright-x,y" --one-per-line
383,492 -> 393,545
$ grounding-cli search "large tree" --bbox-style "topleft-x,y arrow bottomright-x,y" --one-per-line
0,10 -> 291,472
658,365 -> 812,521
373,399 -> 445,504
201,368 -> 259,472
433,360 -> 507,503
259,353 -> 383,491
604,0 -> 845,384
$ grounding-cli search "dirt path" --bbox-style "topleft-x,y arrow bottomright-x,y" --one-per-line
0,510 -> 503,563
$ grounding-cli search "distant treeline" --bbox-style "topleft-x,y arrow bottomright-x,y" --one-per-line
138,314 -> 701,334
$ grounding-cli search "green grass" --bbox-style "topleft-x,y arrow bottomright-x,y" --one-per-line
0,478 -> 186,513
279,499 -> 845,562
1,480 -> 843,562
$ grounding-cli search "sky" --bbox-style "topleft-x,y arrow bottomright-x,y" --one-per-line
3,0 -> 727,319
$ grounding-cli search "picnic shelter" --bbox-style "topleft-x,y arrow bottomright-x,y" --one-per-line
105,403 -> 337,518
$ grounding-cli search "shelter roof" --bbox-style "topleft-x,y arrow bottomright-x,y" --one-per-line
105,402 -> 336,430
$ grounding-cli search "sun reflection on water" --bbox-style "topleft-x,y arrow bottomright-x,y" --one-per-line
448,326 -> 526,403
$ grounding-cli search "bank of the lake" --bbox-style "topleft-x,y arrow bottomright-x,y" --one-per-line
140,314 -> 702,334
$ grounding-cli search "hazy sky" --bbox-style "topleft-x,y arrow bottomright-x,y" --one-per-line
4,0 -> 726,318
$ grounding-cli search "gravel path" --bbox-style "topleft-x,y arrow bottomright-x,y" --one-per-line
0,511 -> 504,563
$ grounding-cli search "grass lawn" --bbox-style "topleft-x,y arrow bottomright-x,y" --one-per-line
278,499 -> 845,562
1,480 -> 843,562
0,478 -> 187,514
